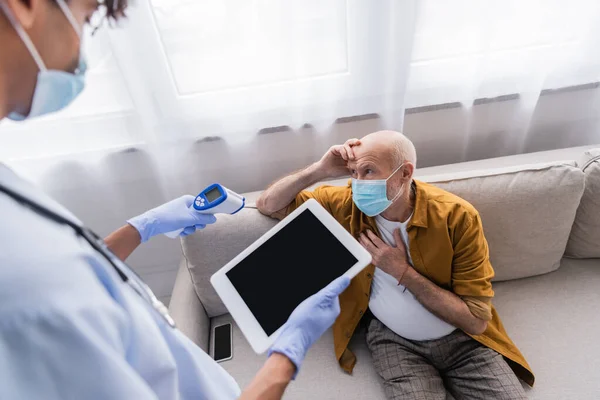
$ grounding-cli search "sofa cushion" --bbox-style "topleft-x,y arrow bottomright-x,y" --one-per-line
418,161 -> 585,281
208,258 -> 600,399
492,258 -> 600,399
566,148 -> 600,258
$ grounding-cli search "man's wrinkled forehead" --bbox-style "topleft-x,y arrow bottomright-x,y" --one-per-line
348,140 -> 395,170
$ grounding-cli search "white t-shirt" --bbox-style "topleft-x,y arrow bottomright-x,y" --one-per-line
368,214 -> 456,341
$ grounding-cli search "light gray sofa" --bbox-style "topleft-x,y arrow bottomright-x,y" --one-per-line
169,146 -> 600,399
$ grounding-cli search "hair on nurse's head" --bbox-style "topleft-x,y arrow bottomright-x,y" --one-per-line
101,0 -> 128,20
54,0 -> 128,21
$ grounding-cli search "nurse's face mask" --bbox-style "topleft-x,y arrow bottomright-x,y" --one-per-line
351,163 -> 407,217
0,0 -> 87,121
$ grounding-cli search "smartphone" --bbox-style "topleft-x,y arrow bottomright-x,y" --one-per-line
213,323 -> 233,362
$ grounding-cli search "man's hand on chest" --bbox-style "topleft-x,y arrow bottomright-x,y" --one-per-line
359,229 -> 411,284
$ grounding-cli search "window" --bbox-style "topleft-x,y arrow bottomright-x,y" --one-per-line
405,0 -> 600,108
138,0 -> 414,134
151,0 -> 349,95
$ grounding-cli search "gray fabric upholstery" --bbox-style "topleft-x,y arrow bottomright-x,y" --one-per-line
421,161 -> 585,281
492,258 -> 600,399
168,261 -> 211,352
207,258 -> 600,399
566,148 -> 600,258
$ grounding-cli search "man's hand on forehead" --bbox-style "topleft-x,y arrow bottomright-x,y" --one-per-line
316,138 -> 362,179
335,138 -> 361,162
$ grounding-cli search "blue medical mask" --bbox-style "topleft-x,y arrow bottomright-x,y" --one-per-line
1,0 -> 87,121
352,163 -> 406,217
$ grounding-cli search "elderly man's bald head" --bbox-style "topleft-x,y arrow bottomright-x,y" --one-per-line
357,130 -> 416,167
346,130 -> 416,184
355,131 -> 417,168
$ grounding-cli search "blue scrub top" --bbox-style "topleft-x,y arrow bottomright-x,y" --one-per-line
0,165 -> 241,400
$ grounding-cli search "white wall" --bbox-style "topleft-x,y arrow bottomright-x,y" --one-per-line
6,86 -> 600,304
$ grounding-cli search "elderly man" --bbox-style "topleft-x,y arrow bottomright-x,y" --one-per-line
257,131 -> 534,399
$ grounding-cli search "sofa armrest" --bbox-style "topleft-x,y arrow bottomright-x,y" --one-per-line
169,260 -> 210,352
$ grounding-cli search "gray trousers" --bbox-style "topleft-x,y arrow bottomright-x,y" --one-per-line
366,318 -> 527,400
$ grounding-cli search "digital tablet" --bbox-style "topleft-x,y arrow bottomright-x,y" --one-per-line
210,199 -> 372,354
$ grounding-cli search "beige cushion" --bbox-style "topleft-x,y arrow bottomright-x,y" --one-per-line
566,148 -> 600,258
418,162 -> 585,281
492,258 -> 600,399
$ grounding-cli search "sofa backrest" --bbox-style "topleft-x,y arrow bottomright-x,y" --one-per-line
182,160 -> 585,317
566,148 -> 600,258
420,161 -> 584,281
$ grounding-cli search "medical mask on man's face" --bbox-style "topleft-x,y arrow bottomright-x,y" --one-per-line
351,163 -> 405,217
0,0 -> 87,121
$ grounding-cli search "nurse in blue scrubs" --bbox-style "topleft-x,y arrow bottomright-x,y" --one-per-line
0,1 -> 350,399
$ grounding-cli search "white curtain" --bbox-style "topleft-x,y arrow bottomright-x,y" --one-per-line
2,0 -> 600,301
405,0 -> 600,163
3,0 -> 600,174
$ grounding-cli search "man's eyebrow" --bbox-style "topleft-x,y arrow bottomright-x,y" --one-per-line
358,162 -> 376,169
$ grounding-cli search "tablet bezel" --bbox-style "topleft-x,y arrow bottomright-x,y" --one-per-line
210,198 -> 372,354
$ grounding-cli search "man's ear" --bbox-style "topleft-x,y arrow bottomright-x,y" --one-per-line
402,162 -> 415,181
4,0 -> 44,29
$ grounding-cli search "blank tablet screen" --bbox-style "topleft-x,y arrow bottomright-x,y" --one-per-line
226,208 -> 358,336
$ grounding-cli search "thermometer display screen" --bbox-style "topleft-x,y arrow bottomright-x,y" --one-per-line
205,187 -> 222,203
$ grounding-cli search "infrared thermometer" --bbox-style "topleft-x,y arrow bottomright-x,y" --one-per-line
164,184 -> 245,238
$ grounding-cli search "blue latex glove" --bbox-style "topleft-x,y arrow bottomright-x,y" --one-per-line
127,195 -> 217,243
268,275 -> 351,376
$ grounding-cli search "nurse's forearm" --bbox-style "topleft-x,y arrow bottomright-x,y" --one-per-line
104,225 -> 142,262
239,353 -> 295,400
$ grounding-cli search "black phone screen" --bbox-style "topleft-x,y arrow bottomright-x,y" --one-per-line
213,323 -> 232,361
